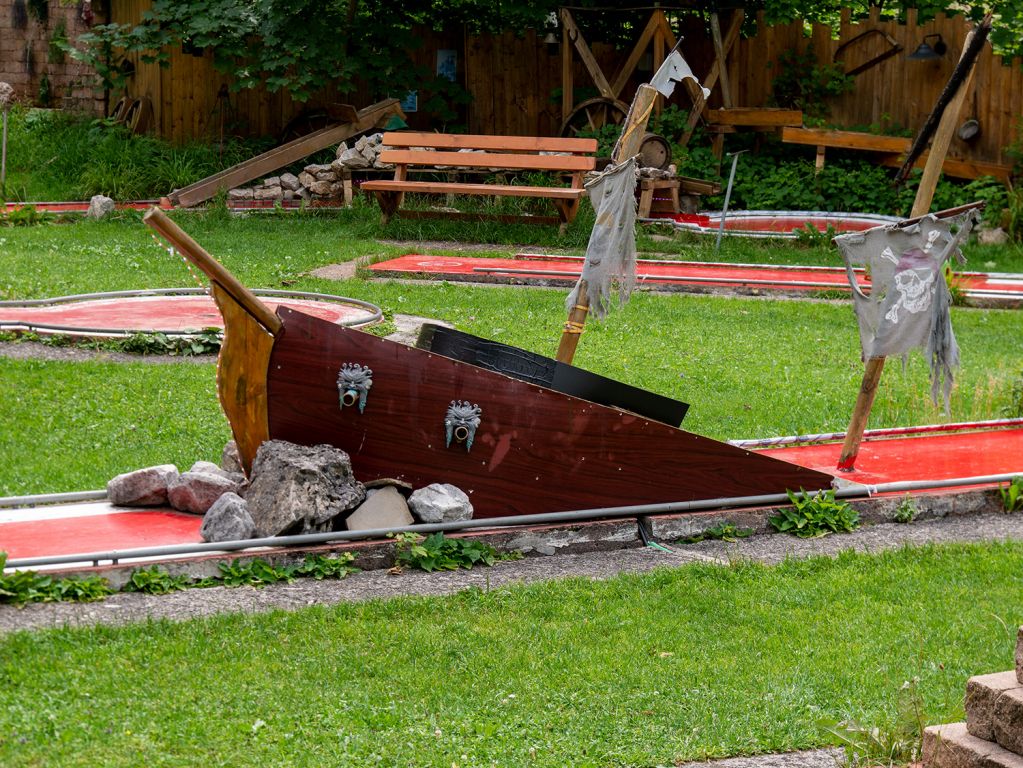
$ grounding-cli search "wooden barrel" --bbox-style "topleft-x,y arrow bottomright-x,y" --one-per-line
639,132 -> 671,170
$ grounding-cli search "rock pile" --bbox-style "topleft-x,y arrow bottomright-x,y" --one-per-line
227,132 -> 392,205
107,440 -> 474,544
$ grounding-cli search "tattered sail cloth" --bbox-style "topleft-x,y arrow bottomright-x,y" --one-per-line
835,211 -> 978,409
566,157 -> 638,320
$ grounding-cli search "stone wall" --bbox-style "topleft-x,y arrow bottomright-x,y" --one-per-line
0,0 -> 106,114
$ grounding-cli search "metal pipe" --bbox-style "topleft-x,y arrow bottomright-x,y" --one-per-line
715,150 -> 746,253
474,266 -> 854,291
0,489 -> 107,508
730,417 -> 1023,449
6,471 -> 1020,570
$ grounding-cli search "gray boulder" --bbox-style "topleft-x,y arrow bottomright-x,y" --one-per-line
85,195 -> 116,220
107,464 -> 179,506
279,172 -> 300,191
245,441 -> 366,537
346,486 -> 414,531
221,440 -> 244,475
408,483 -> 473,524
307,180 -> 334,196
199,493 -> 255,542
339,147 -> 370,169
189,460 -> 245,485
167,471 -> 241,514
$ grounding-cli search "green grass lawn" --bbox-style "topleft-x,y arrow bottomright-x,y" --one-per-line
2,543 -> 1021,767
2,214 -> 1022,495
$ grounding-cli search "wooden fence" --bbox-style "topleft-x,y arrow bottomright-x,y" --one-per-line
111,2 -> 1021,174
729,8 -> 1022,172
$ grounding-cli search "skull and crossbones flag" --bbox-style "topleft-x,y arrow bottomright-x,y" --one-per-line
835,211 -> 979,411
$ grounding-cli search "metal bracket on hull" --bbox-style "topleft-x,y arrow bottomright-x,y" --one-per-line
445,401 -> 482,451
337,363 -> 373,413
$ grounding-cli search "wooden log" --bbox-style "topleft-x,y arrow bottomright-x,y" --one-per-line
169,99 -> 403,208
555,281 -> 589,364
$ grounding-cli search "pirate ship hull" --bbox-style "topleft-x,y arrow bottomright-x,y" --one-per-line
147,209 -> 833,519
225,301 -> 831,518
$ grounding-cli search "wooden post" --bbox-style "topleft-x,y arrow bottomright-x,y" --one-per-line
710,13 -> 733,108
555,85 -> 659,365
555,281 -> 589,364
837,24 -> 985,471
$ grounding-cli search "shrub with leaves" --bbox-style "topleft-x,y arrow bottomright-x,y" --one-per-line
0,553 -> 114,604
769,489 -> 860,538
392,532 -> 519,572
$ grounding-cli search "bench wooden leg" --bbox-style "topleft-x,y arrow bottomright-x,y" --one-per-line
375,191 -> 403,225
637,186 -> 654,218
552,198 -> 581,235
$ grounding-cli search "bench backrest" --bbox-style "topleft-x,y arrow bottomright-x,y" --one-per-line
379,132 -> 598,175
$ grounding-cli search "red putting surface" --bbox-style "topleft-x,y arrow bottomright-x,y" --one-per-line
0,294 -> 377,335
4,426 -> 1022,562
368,253 -> 1023,301
1,506 -> 202,560
761,426 -> 1023,486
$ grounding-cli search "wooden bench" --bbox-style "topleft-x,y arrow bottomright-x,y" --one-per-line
361,133 -> 598,233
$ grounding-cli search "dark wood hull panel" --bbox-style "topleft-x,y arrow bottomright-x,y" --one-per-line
267,307 -> 834,518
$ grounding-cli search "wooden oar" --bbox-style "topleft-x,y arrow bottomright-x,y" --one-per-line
143,207 -> 283,336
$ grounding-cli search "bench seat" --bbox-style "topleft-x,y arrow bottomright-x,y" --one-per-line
363,132 -> 598,233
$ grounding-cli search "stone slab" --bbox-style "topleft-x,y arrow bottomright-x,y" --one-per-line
346,486 -> 414,531
967,671 -> 1022,741
993,687 -> 1023,756
1017,627 -> 1022,683
924,722 -> 1023,768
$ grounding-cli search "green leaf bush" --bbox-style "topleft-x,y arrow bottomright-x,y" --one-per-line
769,489 -> 860,538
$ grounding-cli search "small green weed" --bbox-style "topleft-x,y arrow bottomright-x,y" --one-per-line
680,522 -> 754,544
291,553 -> 359,580
823,677 -> 925,768
0,205 -> 52,227
392,532 -> 520,572
117,329 -> 222,356
999,476 -> 1023,513
0,552 -> 114,604
210,554 -> 358,588
0,552 -> 358,605
769,489 -> 860,538
121,566 -> 191,595
893,496 -> 918,524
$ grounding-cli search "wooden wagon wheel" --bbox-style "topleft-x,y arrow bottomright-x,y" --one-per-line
560,97 -> 629,139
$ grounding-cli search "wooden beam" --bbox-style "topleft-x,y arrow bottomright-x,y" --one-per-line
680,9 -> 743,146
708,108 -> 802,127
711,12 -> 733,108
169,99 -> 403,208
562,22 -> 574,125
560,8 -> 615,100
611,11 -> 662,97
781,126 -> 910,152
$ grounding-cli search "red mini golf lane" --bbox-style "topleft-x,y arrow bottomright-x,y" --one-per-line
368,254 -> 1023,299
0,294 -> 377,335
1,504 -> 201,560
4,426 -> 1022,562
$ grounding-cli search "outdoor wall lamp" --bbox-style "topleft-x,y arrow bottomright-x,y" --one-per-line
908,33 -> 947,60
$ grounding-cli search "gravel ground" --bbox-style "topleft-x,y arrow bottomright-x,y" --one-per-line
0,340 -> 215,365
3,512 -> 1021,636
